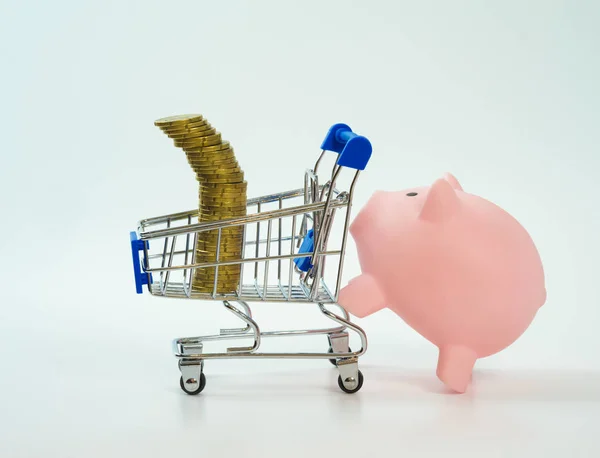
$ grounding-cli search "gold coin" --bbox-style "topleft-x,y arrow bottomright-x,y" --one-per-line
194,267 -> 241,273
200,190 -> 247,196
198,170 -> 244,178
185,141 -> 231,153
195,245 -> 242,252
200,188 -> 247,195
200,196 -> 246,204
198,177 -> 245,185
200,179 -> 247,186
187,149 -> 236,159
193,279 -> 241,286
200,205 -> 247,213
193,280 -> 240,286
197,172 -> 244,181
200,216 -> 245,223
196,232 -> 244,239
161,120 -> 210,133
193,268 -> 242,276
188,155 -> 237,165
199,163 -> 243,172
167,126 -> 216,139
186,150 -> 237,167
194,163 -> 241,173
166,123 -> 213,134
195,252 -> 242,259
199,201 -> 247,209
183,141 -> 230,151
197,167 -> 243,176
155,114 -> 204,126
191,287 -> 240,293
193,261 -> 242,268
200,207 -> 247,214
193,157 -> 239,166
175,133 -> 222,147
195,231 -> 244,238
200,197 -> 247,206
200,193 -> 247,201
194,260 -> 242,266
196,235 -> 244,243
195,235 -> 243,243
199,215 -> 246,222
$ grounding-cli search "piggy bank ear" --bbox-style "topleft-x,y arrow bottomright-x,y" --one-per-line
419,178 -> 460,222
443,172 -> 463,191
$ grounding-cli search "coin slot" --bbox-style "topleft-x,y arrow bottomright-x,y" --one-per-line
406,192 -> 418,197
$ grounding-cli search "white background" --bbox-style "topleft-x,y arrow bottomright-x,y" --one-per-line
1,1 -> 599,457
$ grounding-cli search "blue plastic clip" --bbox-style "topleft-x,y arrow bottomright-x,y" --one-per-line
320,123 -> 372,171
294,229 -> 314,272
130,231 -> 152,294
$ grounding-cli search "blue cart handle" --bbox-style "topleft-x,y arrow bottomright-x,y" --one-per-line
320,123 -> 372,171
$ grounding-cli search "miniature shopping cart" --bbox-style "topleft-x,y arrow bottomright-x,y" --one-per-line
129,123 -> 372,394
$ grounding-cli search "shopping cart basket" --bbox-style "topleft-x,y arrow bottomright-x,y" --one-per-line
130,123 -> 372,394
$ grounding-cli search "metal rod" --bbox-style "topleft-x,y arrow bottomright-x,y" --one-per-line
313,149 -> 326,174
144,250 -> 341,274
254,202 -> 261,280
182,215 -> 192,297
239,223 -> 247,295
139,187 -> 325,227
277,197 -> 282,282
263,219 -> 272,299
188,231 -> 198,297
288,214 -> 296,300
334,170 -> 361,299
172,302 -> 366,360
162,235 -> 177,294
140,198 -> 347,241
223,301 -> 261,352
212,227 -> 222,298
159,218 -> 171,291
310,167 -> 342,267
220,301 -> 252,334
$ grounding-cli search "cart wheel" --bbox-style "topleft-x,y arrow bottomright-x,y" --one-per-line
179,373 -> 206,395
328,346 -> 352,366
338,370 -> 364,394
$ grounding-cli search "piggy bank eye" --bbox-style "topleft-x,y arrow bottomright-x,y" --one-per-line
406,192 -> 418,197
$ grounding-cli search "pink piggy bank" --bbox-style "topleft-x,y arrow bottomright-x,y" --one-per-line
338,173 -> 546,393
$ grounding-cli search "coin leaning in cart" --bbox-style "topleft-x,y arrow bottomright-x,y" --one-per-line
161,121 -> 209,133
163,124 -> 212,137
154,113 -> 248,294
196,172 -> 244,182
175,132 -> 222,144
199,211 -> 247,219
154,114 -> 204,126
177,138 -> 223,149
187,151 -> 235,161
200,198 -> 247,206
197,176 -> 245,185
169,128 -> 217,141
185,142 -> 232,154
193,161 -> 241,171
197,169 -> 244,178
161,119 -> 209,131
163,123 -> 212,135
186,150 -> 236,161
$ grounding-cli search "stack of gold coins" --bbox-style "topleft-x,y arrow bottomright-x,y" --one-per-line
154,114 -> 247,294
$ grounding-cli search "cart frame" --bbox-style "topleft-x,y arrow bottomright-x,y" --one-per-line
130,123 -> 372,394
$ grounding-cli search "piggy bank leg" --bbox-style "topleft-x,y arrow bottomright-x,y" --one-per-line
338,274 -> 386,318
436,345 -> 478,393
